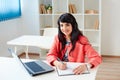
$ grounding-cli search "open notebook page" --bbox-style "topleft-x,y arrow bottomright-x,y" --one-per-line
56,62 -> 90,76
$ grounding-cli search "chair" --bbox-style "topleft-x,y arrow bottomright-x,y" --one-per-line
40,28 -> 58,59
43,28 -> 58,37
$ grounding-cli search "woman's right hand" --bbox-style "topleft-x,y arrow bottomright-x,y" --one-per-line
53,60 -> 67,70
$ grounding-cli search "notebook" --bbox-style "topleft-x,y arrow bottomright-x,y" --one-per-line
56,62 -> 90,76
8,48 -> 54,76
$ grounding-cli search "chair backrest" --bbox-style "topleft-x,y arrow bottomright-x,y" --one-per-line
43,28 -> 58,37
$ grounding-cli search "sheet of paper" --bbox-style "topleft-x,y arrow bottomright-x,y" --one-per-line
56,62 -> 90,76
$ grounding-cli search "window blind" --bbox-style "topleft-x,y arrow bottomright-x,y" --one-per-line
0,0 -> 21,22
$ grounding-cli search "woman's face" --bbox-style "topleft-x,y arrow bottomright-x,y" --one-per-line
60,22 -> 72,37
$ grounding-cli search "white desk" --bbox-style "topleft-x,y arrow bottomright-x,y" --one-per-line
7,35 -> 54,58
0,57 -> 98,80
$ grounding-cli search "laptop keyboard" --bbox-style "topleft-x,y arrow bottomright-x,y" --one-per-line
25,62 -> 45,72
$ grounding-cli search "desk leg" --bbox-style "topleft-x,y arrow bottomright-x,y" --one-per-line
39,49 -> 41,58
25,46 -> 29,59
14,46 -> 17,54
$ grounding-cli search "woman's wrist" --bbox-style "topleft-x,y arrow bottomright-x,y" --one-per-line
53,60 -> 59,67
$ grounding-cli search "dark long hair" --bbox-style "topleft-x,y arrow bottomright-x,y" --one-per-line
57,13 -> 83,54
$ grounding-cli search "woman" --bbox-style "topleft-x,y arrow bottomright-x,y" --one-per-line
47,13 -> 102,75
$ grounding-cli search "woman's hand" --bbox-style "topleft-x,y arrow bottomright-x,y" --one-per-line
73,64 -> 88,75
53,60 -> 67,70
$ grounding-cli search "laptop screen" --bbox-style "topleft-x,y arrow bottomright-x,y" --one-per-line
8,48 -> 54,76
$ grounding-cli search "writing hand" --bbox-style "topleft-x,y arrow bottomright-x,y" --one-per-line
58,61 -> 67,70
54,60 -> 67,70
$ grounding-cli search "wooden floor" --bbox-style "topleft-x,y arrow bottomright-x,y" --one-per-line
96,56 -> 120,80
19,53 -> 120,80
19,53 -> 40,59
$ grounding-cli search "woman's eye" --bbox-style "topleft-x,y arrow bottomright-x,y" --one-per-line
66,24 -> 69,26
66,23 -> 70,26
60,25 -> 63,27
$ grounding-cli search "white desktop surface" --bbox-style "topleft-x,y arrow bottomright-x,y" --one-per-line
0,57 -> 98,80
7,35 -> 54,49
7,35 -> 54,58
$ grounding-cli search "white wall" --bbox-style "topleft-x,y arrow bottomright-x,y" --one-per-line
101,0 -> 120,56
0,0 -> 40,57
0,19 -> 20,56
19,0 -> 40,35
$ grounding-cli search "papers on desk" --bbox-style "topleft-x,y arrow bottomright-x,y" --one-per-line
56,62 -> 90,76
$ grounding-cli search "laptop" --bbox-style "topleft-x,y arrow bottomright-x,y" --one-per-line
8,48 -> 54,76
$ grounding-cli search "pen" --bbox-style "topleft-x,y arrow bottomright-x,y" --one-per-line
57,57 -> 64,64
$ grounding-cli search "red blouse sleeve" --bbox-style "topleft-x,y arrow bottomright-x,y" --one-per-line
81,36 -> 102,68
46,35 -> 60,66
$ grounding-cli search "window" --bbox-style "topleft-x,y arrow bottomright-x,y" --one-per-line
0,0 -> 21,22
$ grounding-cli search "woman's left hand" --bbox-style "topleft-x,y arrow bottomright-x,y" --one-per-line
73,64 -> 87,75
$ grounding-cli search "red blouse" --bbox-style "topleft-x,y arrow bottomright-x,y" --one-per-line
46,35 -> 102,68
